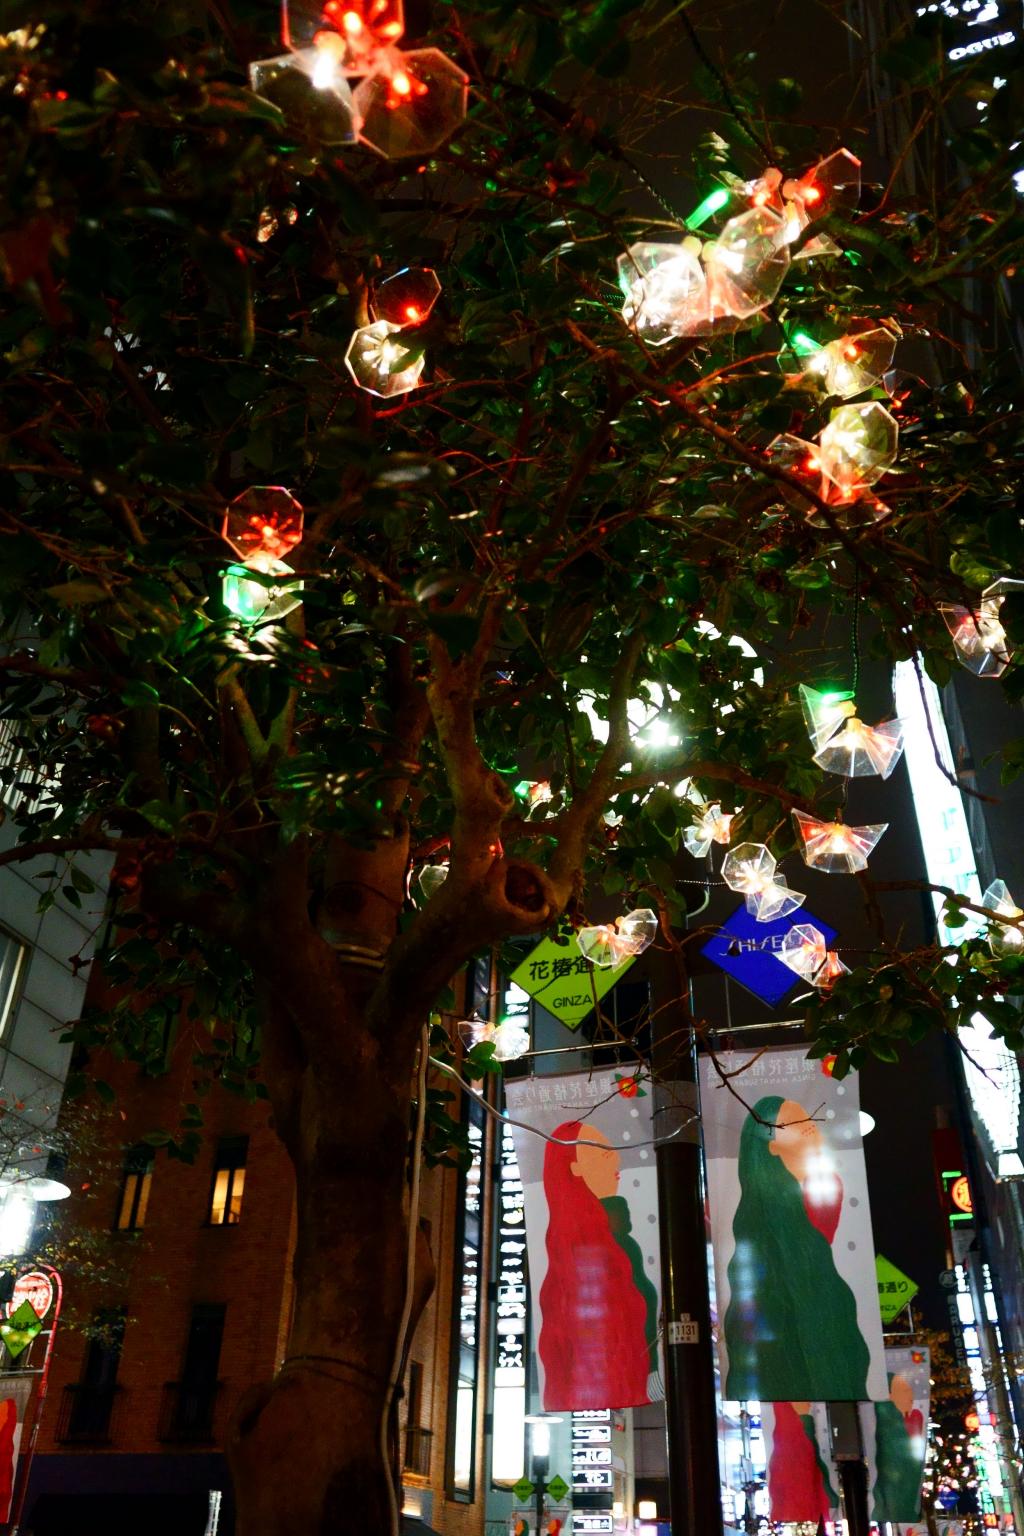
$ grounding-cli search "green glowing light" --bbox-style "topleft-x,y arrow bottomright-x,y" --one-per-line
686,186 -> 730,229
790,330 -> 822,357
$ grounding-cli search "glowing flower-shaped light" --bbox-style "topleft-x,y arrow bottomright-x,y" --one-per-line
722,841 -> 777,894
248,48 -> 358,144
345,319 -> 425,397
683,802 -> 734,858
940,577 -> 1023,679
751,876 -> 806,923
615,908 -> 658,958
373,266 -> 442,327
981,878 -> 1024,958
617,240 -> 707,346
792,811 -> 888,874
702,205 -> 791,325
778,924 -> 850,987
817,401 -> 899,502
813,715 -> 906,780
222,557 -> 303,625
576,924 -> 632,968
798,684 -> 857,752
355,46 -> 468,158
781,148 -> 861,256
801,327 -> 897,399
222,486 -> 304,564
318,0 -> 405,67
492,1018 -> 531,1062
457,1012 -> 493,1049
416,861 -> 448,903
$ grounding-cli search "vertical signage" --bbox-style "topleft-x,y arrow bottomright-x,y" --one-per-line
492,1119 -> 529,1485
571,1410 -> 613,1495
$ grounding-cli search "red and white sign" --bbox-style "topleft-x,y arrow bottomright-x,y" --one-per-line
8,1271 -> 54,1322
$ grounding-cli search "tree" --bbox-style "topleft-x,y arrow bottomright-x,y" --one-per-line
2,0 -> 1024,1529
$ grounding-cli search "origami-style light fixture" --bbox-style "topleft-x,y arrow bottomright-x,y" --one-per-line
576,908 -> 658,967
492,1018 -> 531,1061
799,685 -> 857,751
816,401 -> 899,503
778,923 -> 850,987
457,1012 -> 493,1049
249,47 -> 358,144
792,810 -> 888,873
617,240 -> 707,346
721,842 -> 805,923
812,715 -> 906,780
981,878 -> 1024,957
372,266 -> 442,326
416,861 -> 448,902
222,558 -> 304,625
683,802 -> 735,858
702,206 -> 791,325
354,46 -> 468,158
781,148 -> 861,256
801,327 -> 897,399
222,487 -> 304,564
940,576 -> 1023,679
615,908 -> 658,957
344,319 -> 425,396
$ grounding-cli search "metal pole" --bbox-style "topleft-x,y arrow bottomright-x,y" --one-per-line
655,1033 -> 724,1536
838,1459 -> 870,1536
533,1450 -> 548,1536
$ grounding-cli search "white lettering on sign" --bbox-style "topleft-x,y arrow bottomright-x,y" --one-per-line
9,1271 -> 53,1321
949,29 -> 1015,56
668,1314 -> 699,1345
571,1517 -> 614,1534
571,1408 -> 615,1497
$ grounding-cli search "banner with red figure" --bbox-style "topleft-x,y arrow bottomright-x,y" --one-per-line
700,1045 -> 887,1402
761,1401 -> 839,1525
862,1345 -> 930,1525
0,1375 -> 33,1521
505,1068 -> 665,1411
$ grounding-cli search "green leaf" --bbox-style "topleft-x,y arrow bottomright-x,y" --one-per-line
121,680 -> 160,707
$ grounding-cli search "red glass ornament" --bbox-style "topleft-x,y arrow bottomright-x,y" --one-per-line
372,267 -> 441,326
222,487 -> 304,564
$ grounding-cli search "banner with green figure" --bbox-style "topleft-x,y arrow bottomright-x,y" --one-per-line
700,1045 -> 887,1402
862,1345 -> 931,1525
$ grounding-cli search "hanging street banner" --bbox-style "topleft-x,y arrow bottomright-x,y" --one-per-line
0,1375 -> 33,1522
508,933 -> 634,1029
861,1345 -> 931,1527
505,1068 -> 665,1410
700,1045 -> 887,1402
876,1253 -> 919,1324
761,1401 -> 838,1525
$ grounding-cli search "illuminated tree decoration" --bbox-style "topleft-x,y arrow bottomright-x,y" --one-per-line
702,205 -> 791,325
721,842 -> 805,922
222,558 -> 304,625
248,48 -> 358,144
317,0 -> 405,68
222,486 -> 304,564
798,683 -> 857,751
456,1011 -> 492,1049
940,576 -> 1023,678
800,326 -> 898,398
354,47 -> 468,159
778,923 -> 850,987
781,147 -> 861,257
617,240 -> 707,347
792,810 -> 888,873
614,908 -> 658,957
576,923 -> 631,967
980,878 -> 1024,957
372,266 -> 441,327
344,319 -> 425,396
415,861 -> 448,903
816,400 -> 899,503
491,1018 -> 531,1061
683,802 -> 734,858
812,714 -> 906,779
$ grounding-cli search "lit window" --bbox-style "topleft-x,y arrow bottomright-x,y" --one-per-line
208,1138 -> 247,1226
115,1147 -> 154,1232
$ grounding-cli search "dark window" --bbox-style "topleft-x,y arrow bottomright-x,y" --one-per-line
207,1137 -> 247,1226
60,1309 -> 125,1442
115,1146 -> 154,1231
160,1303 -> 225,1443
404,1360 -> 432,1475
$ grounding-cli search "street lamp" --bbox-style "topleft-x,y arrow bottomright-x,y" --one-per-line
637,1500 -> 658,1521
524,1416 -> 563,1535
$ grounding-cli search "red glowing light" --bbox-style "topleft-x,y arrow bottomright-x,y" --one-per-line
342,8 -> 364,31
404,304 -> 421,321
805,455 -> 820,472
803,184 -> 822,204
844,343 -> 859,359
392,70 -> 412,96
752,189 -> 771,207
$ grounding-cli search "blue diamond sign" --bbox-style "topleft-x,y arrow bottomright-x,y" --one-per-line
702,902 -> 837,1007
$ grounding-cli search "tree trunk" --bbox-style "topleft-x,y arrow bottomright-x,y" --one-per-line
227,997 -> 430,1536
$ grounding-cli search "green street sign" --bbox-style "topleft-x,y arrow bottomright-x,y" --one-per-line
876,1252 -> 918,1325
546,1474 -> 569,1502
509,932 -> 634,1029
512,1478 -> 535,1503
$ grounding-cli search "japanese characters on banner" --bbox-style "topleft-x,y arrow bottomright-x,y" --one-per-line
862,1346 -> 930,1525
699,1045 -> 887,1402
504,1069 -> 664,1411
761,1401 -> 838,1525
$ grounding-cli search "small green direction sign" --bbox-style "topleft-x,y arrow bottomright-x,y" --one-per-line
512,1478 -> 535,1503
546,1474 -> 569,1502
509,933 -> 634,1030
876,1252 -> 918,1325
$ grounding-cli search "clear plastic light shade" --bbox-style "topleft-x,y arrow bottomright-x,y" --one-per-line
940,577 -> 1023,678
817,401 -> 899,501
492,1019 -> 531,1062
781,148 -> 861,256
373,266 -> 441,326
748,877 -> 805,923
345,319 -> 425,396
722,841 -> 776,893
792,810 -> 888,873
222,486 -> 304,563
248,49 -> 358,144
617,241 -> 707,346
457,1012 -> 493,1049
798,684 -> 857,751
222,558 -> 303,624
615,908 -> 658,957
317,0 -> 405,66
576,924 -> 632,968
802,328 -> 897,398
416,862 -> 448,902
702,206 -> 791,323
683,803 -> 734,858
812,715 -> 906,780
981,879 -> 1024,958
778,925 -> 848,986
355,47 -> 468,158
815,950 -> 850,986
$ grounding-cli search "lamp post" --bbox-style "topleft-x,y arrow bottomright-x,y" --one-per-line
525,1416 -> 562,1536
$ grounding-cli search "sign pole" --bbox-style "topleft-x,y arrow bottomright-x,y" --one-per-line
654,1031 -> 724,1536
7,1266 -> 63,1536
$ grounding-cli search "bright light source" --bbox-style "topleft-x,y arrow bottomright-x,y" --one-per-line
0,1189 -> 36,1257
638,1500 -> 658,1520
